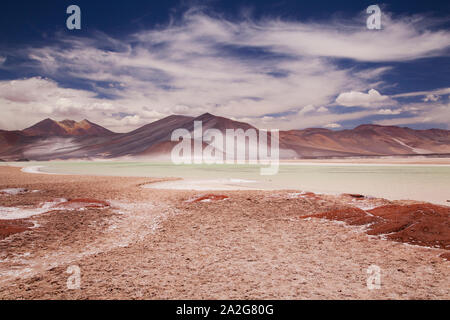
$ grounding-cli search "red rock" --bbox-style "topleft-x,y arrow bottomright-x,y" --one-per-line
302,203 -> 450,260
189,194 -> 229,203
0,219 -> 34,240
367,204 -> 450,250
303,207 -> 377,226
343,193 -> 365,199
440,252 -> 450,261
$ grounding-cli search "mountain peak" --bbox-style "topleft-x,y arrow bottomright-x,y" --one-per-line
23,118 -> 66,136
192,112 -> 256,131
195,112 -> 216,120
36,118 -> 57,125
2,114 -> 450,160
23,118 -> 115,137
59,119 -> 76,126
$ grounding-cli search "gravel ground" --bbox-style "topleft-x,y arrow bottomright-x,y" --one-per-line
0,166 -> 448,299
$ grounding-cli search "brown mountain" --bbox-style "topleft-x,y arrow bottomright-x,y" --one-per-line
65,113 -> 257,159
22,118 -> 115,137
136,113 -> 257,157
0,130 -> 28,156
0,113 -> 450,160
280,124 -> 450,157
0,119 -> 116,160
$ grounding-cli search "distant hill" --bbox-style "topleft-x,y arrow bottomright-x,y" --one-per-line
280,124 -> 450,157
0,113 -> 449,161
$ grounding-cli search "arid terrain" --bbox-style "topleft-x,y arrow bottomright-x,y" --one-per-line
1,114 -> 450,161
0,166 -> 448,299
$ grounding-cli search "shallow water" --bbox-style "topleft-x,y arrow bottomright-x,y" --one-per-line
6,161 -> 450,205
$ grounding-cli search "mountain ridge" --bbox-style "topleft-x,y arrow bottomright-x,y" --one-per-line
22,118 -> 115,137
1,113 -> 450,160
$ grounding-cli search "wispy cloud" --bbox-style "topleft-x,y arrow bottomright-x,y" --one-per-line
374,101 -> 450,129
335,89 -> 395,108
0,9 -> 449,131
392,87 -> 450,98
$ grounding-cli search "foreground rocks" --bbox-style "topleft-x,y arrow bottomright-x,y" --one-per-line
0,219 -> 34,240
303,203 -> 450,260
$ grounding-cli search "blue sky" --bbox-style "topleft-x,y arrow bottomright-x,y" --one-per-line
0,0 -> 449,132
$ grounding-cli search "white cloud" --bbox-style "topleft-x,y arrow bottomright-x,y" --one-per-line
374,101 -> 450,129
377,108 -> 402,115
1,10 -> 449,131
238,14 -> 450,62
297,105 -> 316,115
324,123 -> 342,129
354,67 -> 393,80
423,94 -> 439,102
0,77 -> 157,132
336,89 -> 394,108
240,108 -> 376,130
392,87 -> 450,98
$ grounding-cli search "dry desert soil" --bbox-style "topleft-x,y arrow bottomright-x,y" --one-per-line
0,166 -> 448,299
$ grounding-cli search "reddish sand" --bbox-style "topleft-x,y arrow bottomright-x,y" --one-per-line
291,192 -> 322,200
189,194 -> 229,203
0,166 -> 448,300
54,198 -> 110,209
303,203 -> 450,259
0,198 -> 110,240
0,219 -> 34,240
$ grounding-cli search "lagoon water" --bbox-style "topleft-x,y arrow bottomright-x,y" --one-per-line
7,161 -> 450,205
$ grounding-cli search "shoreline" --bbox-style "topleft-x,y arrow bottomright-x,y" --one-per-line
6,163 -> 450,206
4,156 -> 450,167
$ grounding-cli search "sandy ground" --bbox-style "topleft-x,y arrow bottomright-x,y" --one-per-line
0,166 -> 448,299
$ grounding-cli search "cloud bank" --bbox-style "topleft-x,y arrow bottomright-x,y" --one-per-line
0,9 -> 449,131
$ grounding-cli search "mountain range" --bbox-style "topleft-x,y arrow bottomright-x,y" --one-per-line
1,113 -> 450,161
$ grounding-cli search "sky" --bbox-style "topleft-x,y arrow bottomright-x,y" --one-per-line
0,0 -> 449,132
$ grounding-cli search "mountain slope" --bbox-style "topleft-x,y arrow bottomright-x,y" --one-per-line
0,130 -> 30,159
1,114 -> 450,160
0,119 -> 116,160
71,113 -> 257,158
280,125 -> 450,157
23,119 -> 115,137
